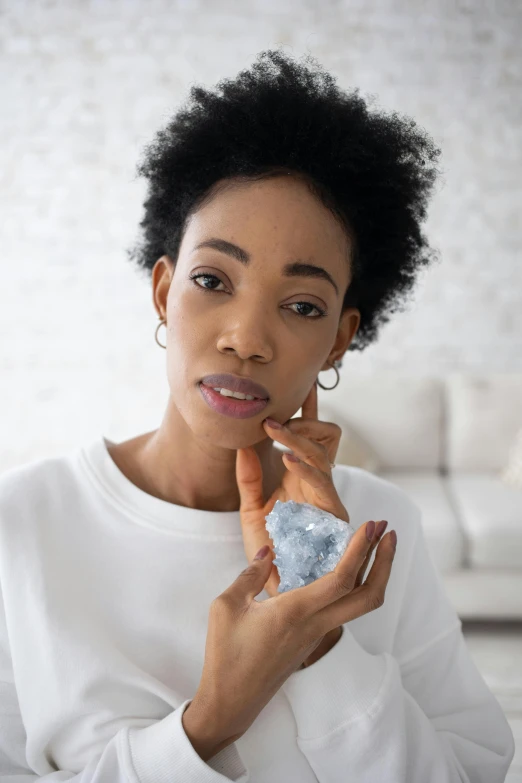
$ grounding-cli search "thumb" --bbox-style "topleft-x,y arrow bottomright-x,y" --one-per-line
233,544 -> 274,602
235,446 -> 265,516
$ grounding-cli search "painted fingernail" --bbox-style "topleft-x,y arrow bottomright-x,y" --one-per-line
366,520 -> 376,541
254,545 -> 270,560
390,530 -> 397,550
285,453 -> 300,462
375,520 -> 388,537
265,418 -> 283,429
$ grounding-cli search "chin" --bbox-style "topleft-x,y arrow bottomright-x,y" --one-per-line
198,420 -> 272,451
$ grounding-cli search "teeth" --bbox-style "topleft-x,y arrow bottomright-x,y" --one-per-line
212,387 -> 258,401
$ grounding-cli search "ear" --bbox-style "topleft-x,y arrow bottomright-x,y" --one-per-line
152,255 -> 175,319
323,307 -> 361,370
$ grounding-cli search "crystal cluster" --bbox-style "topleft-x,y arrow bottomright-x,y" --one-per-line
264,499 -> 356,593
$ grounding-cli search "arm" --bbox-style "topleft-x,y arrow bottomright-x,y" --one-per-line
0,688 -> 247,783
0,597 -> 248,782
281,507 -> 515,783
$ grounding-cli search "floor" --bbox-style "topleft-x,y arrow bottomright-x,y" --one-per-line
462,622 -> 522,782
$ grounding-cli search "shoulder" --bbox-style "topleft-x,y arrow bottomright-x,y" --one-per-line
332,463 -> 421,523
332,463 -> 422,552
0,448 -> 79,532
331,465 -> 459,646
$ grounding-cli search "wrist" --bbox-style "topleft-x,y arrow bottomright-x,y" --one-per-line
182,699 -> 237,762
301,626 -> 343,669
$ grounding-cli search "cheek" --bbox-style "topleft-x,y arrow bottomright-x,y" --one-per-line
166,293 -> 202,350
164,304 -> 207,390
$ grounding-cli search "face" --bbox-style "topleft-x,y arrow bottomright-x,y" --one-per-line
152,174 -> 360,450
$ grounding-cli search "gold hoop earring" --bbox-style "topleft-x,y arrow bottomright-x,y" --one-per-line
317,359 -> 341,390
155,317 -> 167,349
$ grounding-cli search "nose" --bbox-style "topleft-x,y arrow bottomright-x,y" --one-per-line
215,300 -> 273,362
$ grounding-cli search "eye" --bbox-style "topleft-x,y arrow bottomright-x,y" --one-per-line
189,273 -> 226,292
189,273 -> 328,319
287,302 -> 327,319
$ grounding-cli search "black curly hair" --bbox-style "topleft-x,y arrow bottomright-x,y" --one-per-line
127,48 -> 443,352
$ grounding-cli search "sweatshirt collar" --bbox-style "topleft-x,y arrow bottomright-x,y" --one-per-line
78,434 -> 245,538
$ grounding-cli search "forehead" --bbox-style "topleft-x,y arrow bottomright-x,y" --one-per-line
181,175 -> 352,281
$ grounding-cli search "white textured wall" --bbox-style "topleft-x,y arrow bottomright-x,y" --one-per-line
1,0 -> 521,467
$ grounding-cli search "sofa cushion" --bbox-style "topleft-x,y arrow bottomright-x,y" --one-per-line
442,570 -> 522,620
317,374 -> 443,471
376,469 -> 464,572
500,425 -> 522,489
446,373 -> 522,472
317,401 -> 381,473
446,472 -> 522,568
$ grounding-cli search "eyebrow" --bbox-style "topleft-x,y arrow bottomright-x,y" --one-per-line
192,237 -> 339,296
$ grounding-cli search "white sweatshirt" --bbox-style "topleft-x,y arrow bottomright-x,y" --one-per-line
0,434 -> 515,783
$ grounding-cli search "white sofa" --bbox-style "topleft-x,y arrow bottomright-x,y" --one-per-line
314,373 -> 522,621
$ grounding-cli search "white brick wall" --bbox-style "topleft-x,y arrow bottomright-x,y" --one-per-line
1,0 -> 521,467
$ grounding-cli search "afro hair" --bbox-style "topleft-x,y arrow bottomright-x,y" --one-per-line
127,48 -> 443,352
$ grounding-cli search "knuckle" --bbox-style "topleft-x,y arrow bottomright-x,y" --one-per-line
284,608 -> 304,629
211,594 -> 226,610
366,590 -> 385,612
212,592 -> 235,612
332,570 -> 357,599
239,564 -> 258,579
281,601 -> 306,629
306,617 -> 325,642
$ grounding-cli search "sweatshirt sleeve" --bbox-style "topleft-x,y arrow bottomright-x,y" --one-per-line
0,594 -> 249,782
281,505 -> 516,783
0,691 -> 248,782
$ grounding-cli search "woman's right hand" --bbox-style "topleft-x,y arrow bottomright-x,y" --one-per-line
182,518 -> 397,758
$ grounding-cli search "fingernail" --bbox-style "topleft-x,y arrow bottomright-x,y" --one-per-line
366,520 -> 376,541
254,545 -> 270,560
390,530 -> 397,551
285,453 -> 300,462
375,520 -> 388,537
265,418 -> 283,429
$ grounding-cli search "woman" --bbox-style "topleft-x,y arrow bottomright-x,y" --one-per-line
0,49 -> 514,782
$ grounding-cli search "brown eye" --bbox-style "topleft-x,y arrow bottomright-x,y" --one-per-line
190,273 -> 225,291
189,273 -> 328,319
287,302 -> 327,319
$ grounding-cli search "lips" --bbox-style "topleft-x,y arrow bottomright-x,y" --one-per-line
199,384 -> 269,419
200,373 -> 270,400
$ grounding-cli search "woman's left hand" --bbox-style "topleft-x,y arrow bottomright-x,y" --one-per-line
236,380 -> 385,606
236,380 -> 387,667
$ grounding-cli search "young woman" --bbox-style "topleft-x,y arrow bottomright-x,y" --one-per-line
0,49 -> 514,782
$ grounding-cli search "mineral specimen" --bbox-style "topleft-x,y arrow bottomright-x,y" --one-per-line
265,499 -> 356,593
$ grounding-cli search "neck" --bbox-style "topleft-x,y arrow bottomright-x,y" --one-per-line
108,395 -> 284,513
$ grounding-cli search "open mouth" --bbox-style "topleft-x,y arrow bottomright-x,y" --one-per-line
199,383 -> 269,419
201,383 -> 267,402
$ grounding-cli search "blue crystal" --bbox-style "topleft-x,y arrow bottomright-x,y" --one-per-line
264,499 -> 356,593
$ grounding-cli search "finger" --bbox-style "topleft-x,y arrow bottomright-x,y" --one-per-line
301,379 -> 319,421
278,452 -> 349,519
224,543 -> 275,605
284,417 -> 342,465
263,419 -> 331,472
285,418 -> 341,441
235,446 -> 265,516
312,532 -> 396,634
354,520 -> 388,588
235,447 -> 275,557
278,519 -> 377,620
